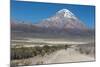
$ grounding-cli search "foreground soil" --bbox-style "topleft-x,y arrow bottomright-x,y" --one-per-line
11,48 -> 95,66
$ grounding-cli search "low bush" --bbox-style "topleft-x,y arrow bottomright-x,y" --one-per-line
11,44 -> 69,60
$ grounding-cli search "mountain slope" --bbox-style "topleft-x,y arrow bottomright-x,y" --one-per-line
36,9 -> 87,32
11,9 -> 91,35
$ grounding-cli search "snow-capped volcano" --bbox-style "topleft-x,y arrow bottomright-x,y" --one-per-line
11,9 -> 88,35
37,9 -> 87,31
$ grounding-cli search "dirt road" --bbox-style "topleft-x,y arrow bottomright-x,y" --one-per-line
44,48 -> 94,64
30,48 -> 95,64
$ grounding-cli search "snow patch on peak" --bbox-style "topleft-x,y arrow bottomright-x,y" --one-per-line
58,9 -> 71,14
57,9 -> 77,19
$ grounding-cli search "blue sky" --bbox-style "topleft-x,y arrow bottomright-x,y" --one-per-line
11,1 -> 95,28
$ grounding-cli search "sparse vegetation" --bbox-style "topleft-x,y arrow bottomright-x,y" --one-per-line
11,44 -> 70,66
76,43 -> 95,56
11,44 -> 70,60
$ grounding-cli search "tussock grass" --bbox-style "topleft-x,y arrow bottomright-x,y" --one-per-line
75,42 -> 95,56
11,44 -> 69,60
